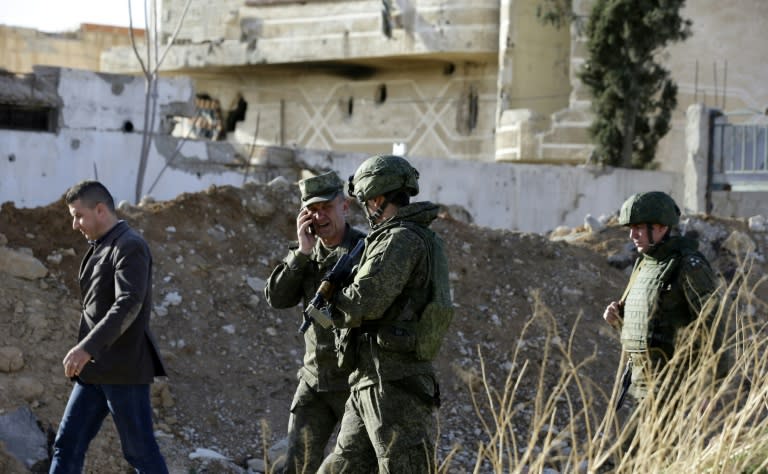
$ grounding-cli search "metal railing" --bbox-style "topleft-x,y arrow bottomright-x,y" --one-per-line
711,117 -> 768,190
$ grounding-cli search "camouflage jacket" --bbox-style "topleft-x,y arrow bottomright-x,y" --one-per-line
265,224 -> 365,392
333,202 -> 442,390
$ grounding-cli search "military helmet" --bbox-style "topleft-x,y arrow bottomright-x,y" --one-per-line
619,191 -> 680,227
348,155 -> 419,202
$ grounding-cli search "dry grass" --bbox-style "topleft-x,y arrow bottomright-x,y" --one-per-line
454,258 -> 768,474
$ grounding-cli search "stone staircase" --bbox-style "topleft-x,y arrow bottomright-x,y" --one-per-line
494,102 -> 595,164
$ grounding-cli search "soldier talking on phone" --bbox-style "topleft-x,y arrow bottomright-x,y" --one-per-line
265,171 -> 365,473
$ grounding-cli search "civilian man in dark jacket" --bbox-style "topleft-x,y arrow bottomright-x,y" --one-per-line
49,181 -> 168,473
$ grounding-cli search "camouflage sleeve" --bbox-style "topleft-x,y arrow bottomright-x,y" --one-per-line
680,253 -> 719,317
333,227 -> 425,328
680,253 -> 727,376
264,249 -> 311,309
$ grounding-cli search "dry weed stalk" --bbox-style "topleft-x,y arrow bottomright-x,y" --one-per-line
467,291 -> 605,473
461,258 -> 768,474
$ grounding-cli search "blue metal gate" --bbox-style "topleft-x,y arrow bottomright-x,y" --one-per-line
711,115 -> 768,191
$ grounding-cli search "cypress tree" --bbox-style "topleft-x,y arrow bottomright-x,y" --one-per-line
580,0 -> 691,168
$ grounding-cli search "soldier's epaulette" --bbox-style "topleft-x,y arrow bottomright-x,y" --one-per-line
682,252 -> 708,270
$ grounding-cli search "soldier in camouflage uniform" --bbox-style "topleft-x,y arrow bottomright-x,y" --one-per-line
317,155 -> 448,474
265,171 -> 365,474
603,191 -> 723,405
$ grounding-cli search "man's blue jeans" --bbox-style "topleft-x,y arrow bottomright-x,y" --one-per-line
49,381 -> 168,474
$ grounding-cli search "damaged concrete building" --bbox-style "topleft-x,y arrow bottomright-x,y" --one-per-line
0,23 -> 143,74
102,0 -> 574,163
1,0 -> 766,230
0,67 -> 270,208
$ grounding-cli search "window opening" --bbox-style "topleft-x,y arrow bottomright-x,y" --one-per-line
0,104 -> 57,132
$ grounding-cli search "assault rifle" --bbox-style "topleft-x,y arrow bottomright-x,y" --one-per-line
298,239 -> 365,334
615,362 -> 632,410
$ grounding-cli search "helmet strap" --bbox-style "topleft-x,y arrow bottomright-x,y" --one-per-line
646,223 -> 655,246
646,224 -> 672,250
363,196 -> 390,227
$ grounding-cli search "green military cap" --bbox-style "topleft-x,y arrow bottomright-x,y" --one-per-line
299,171 -> 344,207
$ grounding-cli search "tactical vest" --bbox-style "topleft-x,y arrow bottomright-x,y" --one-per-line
620,248 -> 693,354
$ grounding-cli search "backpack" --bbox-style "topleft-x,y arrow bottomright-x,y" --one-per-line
384,222 -> 454,361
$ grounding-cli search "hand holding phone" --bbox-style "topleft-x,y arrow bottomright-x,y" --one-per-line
297,208 -> 315,254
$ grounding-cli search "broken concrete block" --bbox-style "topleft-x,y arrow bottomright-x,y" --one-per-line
0,248 -> 48,280
0,347 -> 24,373
0,406 -> 48,471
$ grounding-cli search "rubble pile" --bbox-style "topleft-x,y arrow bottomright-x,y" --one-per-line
0,182 -> 765,473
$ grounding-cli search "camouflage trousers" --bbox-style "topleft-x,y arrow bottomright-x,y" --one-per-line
280,379 -> 348,474
317,375 -> 438,474
611,352 -> 685,464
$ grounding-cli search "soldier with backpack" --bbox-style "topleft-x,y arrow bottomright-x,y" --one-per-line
317,155 -> 453,474
603,191 -> 724,407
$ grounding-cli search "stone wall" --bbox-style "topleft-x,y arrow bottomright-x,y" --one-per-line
187,61 -> 498,162
0,24 -> 143,73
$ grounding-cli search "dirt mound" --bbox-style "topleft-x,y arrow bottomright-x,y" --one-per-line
0,182 -> 765,472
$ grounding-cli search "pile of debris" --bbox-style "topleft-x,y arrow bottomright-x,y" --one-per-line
0,181 -> 765,472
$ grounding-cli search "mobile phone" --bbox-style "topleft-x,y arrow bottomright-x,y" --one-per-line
307,224 -> 315,235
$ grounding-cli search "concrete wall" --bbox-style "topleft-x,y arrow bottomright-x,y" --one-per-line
298,151 -> 681,233
0,130 -> 263,208
711,191 -> 768,218
162,0 -> 243,44
0,24 -> 143,74
656,0 -> 768,173
187,61 -> 498,162
0,66 -> 691,234
685,103 -> 767,218
0,68 -> 270,208
683,104 -> 710,214
145,0 -> 499,69
496,0 -> 571,118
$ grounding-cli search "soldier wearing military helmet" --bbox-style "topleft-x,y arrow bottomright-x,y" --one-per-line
603,191 -> 725,449
318,155 -> 450,473
265,171 -> 365,473
347,154 -> 420,226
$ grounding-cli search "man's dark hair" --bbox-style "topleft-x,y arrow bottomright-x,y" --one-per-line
65,180 -> 116,212
384,189 -> 411,208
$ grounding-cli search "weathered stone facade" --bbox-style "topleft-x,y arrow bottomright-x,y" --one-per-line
102,0 -> 572,163
0,23 -> 143,73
